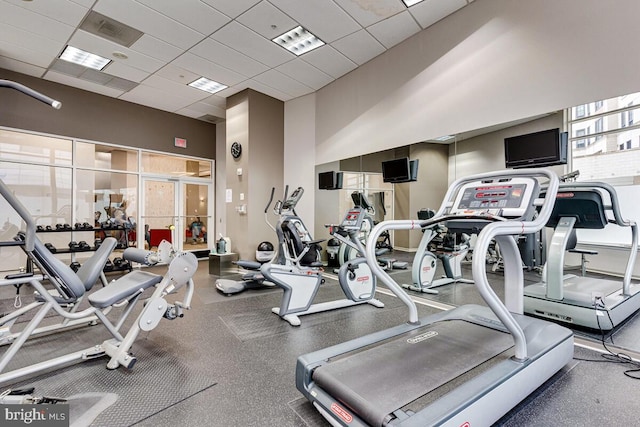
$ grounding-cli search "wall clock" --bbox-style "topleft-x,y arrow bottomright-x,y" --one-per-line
230,141 -> 242,159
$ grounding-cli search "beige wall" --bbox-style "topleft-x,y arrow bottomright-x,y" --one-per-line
1,68 -> 216,159
311,0 -> 640,166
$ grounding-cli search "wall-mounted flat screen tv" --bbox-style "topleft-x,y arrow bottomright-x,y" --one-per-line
318,171 -> 344,190
382,158 -> 418,183
504,128 -> 568,169
382,158 -> 410,183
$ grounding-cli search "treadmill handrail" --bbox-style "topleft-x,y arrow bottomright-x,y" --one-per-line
555,181 -> 638,295
365,168 -> 560,360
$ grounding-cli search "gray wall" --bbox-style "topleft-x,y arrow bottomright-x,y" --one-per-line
1,68 -> 216,159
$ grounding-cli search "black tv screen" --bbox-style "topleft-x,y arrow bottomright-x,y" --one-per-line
318,171 -> 343,190
504,128 -> 568,169
382,158 -> 410,183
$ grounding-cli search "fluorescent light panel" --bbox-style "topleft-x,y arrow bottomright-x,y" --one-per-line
188,77 -> 227,94
402,0 -> 425,6
59,46 -> 110,71
272,25 -> 324,56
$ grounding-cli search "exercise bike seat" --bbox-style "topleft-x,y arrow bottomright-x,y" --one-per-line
88,270 -> 163,309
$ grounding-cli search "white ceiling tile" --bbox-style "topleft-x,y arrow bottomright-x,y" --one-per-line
154,64 -> 201,86
44,70 -> 126,98
171,52 -> 247,86
0,56 -> 47,78
190,37 -> 269,78
211,21 -> 294,68
200,0 -> 261,19
301,45 -> 357,79
216,80 -> 291,101
70,0 -> 95,8
253,69 -> 314,98
69,30 -> 166,74
140,74 -> 212,104
135,0 -> 230,35
0,40 -> 55,68
0,1 -> 76,42
331,30 -> 385,66
332,0 -> 405,27
269,0 -> 361,43
0,22 -> 65,58
276,59 -> 333,91
130,35 -> 185,63
409,0 -> 467,30
104,62 -> 150,83
93,0 -> 204,49
3,0 -> 88,27
236,1 -> 298,40
119,84 -> 195,113
367,10 -> 421,49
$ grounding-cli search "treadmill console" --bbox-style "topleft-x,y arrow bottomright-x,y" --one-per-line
450,177 -> 539,220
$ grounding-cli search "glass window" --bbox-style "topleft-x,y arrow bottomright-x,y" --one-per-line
0,128 -> 72,165
141,152 -> 211,178
76,142 -> 139,172
570,92 -> 640,182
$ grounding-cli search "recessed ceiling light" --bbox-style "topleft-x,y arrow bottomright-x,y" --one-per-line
59,46 -> 110,71
188,77 -> 227,94
112,51 -> 128,60
402,0 -> 425,6
272,25 -> 324,56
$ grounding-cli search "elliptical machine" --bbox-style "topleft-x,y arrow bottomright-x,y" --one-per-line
403,209 -> 473,294
336,192 -> 407,271
215,188 -> 281,295
262,186 -> 384,326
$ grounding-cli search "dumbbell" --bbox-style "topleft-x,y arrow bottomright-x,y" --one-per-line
44,243 -> 57,253
82,222 -> 93,230
68,241 -> 81,251
36,225 -> 44,232
69,262 -> 81,272
94,238 -> 102,249
113,257 -> 125,269
103,259 -> 114,272
55,223 -> 64,230
74,223 -> 82,230
78,241 -> 91,251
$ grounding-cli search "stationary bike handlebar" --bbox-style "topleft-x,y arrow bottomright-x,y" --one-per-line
1,80 -> 62,109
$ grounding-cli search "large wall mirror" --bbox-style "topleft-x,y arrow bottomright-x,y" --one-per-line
315,92 -> 640,356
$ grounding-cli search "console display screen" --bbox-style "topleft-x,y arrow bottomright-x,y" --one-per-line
457,184 -> 527,210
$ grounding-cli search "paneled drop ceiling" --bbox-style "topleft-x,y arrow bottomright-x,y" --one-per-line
0,0 -> 473,123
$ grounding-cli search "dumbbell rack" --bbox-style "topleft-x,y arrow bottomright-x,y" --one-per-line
27,227 -> 132,274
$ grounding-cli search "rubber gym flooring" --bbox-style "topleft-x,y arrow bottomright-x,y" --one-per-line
2,253 -> 640,426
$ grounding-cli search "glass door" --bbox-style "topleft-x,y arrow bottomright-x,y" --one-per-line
141,178 -> 178,251
182,182 -> 211,251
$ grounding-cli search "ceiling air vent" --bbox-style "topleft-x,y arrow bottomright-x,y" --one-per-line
49,59 -> 138,92
198,114 -> 225,124
79,11 -> 143,47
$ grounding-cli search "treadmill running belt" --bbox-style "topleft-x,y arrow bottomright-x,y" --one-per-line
312,319 -> 514,427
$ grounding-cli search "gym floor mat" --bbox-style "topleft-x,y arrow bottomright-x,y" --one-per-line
9,338 -> 218,427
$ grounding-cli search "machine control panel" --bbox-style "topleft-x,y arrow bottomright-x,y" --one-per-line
450,177 -> 538,219
340,208 -> 365,231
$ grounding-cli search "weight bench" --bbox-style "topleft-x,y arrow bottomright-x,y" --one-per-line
0,237 -> 118,346
0,178 -> 197,386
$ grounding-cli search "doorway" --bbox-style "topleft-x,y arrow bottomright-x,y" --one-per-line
141,178 -> 212,253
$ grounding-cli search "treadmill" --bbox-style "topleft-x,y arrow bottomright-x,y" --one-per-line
295,169 -> 574,427
524,182 -> 640,330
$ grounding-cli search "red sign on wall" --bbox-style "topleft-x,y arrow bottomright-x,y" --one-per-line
174,137 -> 187,148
